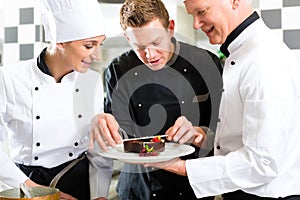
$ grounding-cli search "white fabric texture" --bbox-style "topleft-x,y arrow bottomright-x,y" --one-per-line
0,60 -> 112,198
40,0 -> 106,43
186,19 -> 300,198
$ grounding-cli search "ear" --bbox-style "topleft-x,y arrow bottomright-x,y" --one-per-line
168,19 -> 175,37
56,43 -> 64,51
56,43 -> 63,48
231,0 -> 240,9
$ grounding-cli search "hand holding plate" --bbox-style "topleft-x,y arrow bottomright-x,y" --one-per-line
143,158 -> 187,176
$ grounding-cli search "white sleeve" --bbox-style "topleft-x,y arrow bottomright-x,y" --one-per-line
93,74 -> 104,114
89,69 -> 113,199
0,150 -> 29,187
0,69 -> 7,141
0,69 -> 29,187
87,144 -> 113,199
0,70 -> 6,115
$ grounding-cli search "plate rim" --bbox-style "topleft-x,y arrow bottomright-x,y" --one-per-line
98,143 -> 195,163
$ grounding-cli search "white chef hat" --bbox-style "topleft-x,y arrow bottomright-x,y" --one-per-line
40,0 -> 105,43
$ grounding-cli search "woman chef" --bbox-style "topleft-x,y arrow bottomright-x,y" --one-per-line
0,0 -> 114,199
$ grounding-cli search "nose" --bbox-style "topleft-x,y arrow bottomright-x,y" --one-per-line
145,47 -> 155,59
193,17 -> 204,30
91,47 -> 101,61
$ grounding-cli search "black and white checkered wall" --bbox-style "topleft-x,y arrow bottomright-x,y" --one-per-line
3,1 -> 43,65
2,0 -> 300,65
260,0 -> 300,63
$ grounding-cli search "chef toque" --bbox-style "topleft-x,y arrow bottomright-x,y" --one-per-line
40,0 -> 105,43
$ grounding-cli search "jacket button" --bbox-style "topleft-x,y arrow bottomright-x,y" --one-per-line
75,88 -> 79,92
183,68 -> 187,72
216,145 -> 221,150
35,87 -> 39,91
231,61 -> 236,65
34,156 -> 39,160
36,116 -> 40,120
220,88 -> 225,92
69,153 -> 73,157
78,114 -> 82,118
134,72 -> 138,76
138,103 -> 142,107
152,193 -> 156,197
36,142 -> 40,147
74,142 -> 79,146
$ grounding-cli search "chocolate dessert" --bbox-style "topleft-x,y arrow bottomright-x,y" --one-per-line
123,136 -> 165,155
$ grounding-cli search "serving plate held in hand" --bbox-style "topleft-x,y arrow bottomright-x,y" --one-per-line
98,143 -> 195,163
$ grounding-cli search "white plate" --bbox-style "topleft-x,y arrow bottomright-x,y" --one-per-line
98,143 -> 195,163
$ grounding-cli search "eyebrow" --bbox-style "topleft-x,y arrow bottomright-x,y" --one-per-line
133,37 -> 163,47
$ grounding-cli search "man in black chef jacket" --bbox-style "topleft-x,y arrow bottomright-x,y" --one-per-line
93,0 -> 223,199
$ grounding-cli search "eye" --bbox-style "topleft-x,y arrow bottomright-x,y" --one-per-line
136,45 -> 146,51
152,41 -> 160,46
197,8 -> 207,16
85,45 -> 93,49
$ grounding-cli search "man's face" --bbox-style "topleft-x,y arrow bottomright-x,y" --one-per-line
184,0 -> 233,44
125,18 -> 174,71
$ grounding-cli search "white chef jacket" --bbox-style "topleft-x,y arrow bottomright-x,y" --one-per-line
186,18 -> 300,198
0,59 -> 113,199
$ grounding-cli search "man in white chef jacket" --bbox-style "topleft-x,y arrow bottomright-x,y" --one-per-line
0,0 -> 114,199
142,0 -> 300,200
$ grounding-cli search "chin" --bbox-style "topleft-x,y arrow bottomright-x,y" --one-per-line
81,68 -> 89,73
77,67 -> 89,73
209,38 -> 222,45
148,64 -> 164,71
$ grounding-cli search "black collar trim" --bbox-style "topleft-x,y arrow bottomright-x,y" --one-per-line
37,48 -> 53,76
220,11 -> 259,57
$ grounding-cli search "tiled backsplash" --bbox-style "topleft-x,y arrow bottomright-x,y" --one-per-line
2,0 -> 300,65
260,0 -> 300,63
2,0 -> 43,65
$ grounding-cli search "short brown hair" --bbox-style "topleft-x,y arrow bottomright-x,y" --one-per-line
120,0 -> 170,30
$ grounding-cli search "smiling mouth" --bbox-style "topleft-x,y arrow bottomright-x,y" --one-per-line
204,26 -> 214,35
82,60 -> 92,65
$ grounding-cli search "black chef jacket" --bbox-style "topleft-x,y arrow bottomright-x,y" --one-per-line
104,38 -> 223,200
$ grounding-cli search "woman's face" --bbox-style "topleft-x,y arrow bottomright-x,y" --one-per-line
184,0 -> 233,44
61,35 -> 106,73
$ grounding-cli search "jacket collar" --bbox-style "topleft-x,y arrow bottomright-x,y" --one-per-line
37,48 -> 53,76
35,48 -> 77,83
220,11 -> 259,57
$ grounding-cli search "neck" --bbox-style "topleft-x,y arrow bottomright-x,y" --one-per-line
44,51 -> 73,83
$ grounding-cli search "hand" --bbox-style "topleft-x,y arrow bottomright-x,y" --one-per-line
89,113 -> 123,151
144,158 -> 187,176
166,116 -> 205,147
60,191 -> 77,200
24,179 -> 41,187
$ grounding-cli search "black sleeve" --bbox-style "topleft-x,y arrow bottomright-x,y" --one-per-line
206,50 -> 223,76
103,62 -> 118,114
